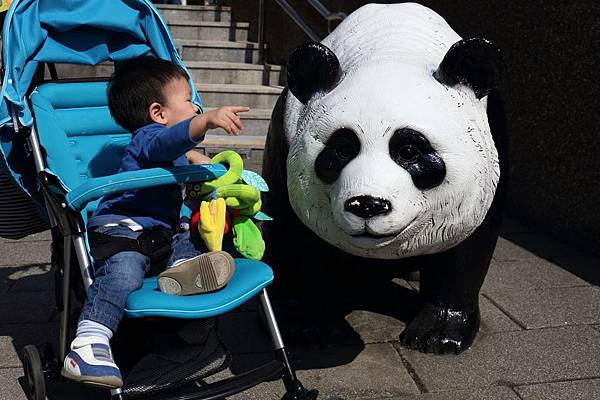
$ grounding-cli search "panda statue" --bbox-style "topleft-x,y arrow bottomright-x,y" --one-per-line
262,3 -> 507,354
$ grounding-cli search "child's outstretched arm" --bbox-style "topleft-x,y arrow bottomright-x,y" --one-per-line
189,106 -> 250,141
139,106 -> 250,164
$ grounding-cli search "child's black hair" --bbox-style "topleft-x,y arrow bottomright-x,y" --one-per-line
108,56 -> 189,132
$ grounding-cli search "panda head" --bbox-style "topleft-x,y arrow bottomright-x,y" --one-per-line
283,4 -> 504,259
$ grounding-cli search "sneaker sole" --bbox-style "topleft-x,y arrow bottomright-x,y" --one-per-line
158,251 -> 235,295
61,368 -> 123,389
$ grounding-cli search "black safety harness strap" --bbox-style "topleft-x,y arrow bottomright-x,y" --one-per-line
88,226 -> 174,262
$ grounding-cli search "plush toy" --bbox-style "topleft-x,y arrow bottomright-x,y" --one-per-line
0,0 -> 12,13
186,151 -> 270,260
263,3 -> 506,354
198,197 -> 227,251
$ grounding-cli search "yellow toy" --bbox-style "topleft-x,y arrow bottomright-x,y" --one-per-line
0,0 -> 12,13
186,151 -> 270,260
198,198 -> 226,251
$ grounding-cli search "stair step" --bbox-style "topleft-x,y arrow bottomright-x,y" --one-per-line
155,4 -> 231,23
177,39 -> 261,63
196,135 -> 266,173
169,21 -> 248,42
202,135 -> 266,148
198,83 -> 282,109
202,107 -> 272,136
186,61 -> 283,86
48,61 -> 284,90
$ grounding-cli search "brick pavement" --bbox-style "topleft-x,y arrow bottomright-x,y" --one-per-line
0,220 -> 598,400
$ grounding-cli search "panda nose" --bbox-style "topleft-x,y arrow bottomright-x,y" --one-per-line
344,196 -> 392,219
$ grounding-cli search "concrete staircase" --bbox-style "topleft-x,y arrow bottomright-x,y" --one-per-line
53,4 -> 282,172
158,4 -> 281,172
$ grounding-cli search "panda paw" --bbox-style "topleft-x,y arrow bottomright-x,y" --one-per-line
399,303 -> 480,354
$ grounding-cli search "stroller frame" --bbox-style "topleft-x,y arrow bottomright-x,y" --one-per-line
18,82 -> 317,400
0,1 -> 316,397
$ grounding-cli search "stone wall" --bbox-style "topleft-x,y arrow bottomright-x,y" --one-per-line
222,0 -> 600,255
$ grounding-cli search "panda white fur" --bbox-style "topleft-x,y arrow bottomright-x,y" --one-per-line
263,3 -> 507,354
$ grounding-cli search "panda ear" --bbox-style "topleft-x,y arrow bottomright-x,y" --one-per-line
287,42 -> 342,104
434,38 -> 504,99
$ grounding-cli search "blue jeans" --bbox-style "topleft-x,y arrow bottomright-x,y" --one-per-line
79,225 -> 203,332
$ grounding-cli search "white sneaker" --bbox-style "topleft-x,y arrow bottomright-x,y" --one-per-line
61,336 -> 123,389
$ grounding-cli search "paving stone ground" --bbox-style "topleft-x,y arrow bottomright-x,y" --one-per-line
1,219 -> 599,400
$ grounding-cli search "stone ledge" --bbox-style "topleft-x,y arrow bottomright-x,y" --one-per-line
176,39 -> 259,48
187,61 -> 281,71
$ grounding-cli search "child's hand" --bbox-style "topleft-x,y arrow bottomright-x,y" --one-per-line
186,150 -> 212,164
204,106 -> 250,136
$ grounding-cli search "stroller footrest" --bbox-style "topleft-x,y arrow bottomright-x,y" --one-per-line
158,360 -> 285,400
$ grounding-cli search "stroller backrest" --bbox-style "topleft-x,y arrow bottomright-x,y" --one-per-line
30,81 -> 131,213
0,0 -> 202,239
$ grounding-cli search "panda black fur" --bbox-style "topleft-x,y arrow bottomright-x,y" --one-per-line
262,3 -> 507,354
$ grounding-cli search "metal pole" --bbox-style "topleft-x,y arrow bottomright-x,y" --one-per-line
258,289 -> 284,349
73,233 -> 94,291
273,0 -> 320,41
307,0 -> 346,22
258,0 -> 265,64
30,124 -> 58,227
58,236 -> 73,362
28,125 -> 45,174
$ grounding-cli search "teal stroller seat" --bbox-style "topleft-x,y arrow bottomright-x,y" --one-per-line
0,1 -> 317,399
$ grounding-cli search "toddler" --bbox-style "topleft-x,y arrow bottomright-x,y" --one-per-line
61,56 -> 249,388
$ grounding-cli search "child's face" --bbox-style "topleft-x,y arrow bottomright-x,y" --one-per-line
160,77 -> 199,127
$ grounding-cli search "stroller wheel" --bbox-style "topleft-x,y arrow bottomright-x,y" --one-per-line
22,345 -> 47,400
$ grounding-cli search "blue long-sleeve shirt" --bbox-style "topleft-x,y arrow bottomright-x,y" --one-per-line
88,117 -> 202,230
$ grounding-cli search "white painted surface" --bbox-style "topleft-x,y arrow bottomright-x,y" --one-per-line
283,3 -> 500,259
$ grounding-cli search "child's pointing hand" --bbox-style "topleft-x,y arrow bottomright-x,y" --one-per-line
205,106 -> 250,136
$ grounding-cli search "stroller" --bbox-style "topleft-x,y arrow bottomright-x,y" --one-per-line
0,1 -> 317,399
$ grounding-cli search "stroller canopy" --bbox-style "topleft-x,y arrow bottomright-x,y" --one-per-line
0,0 -> 202,238
0,0 -> 202,127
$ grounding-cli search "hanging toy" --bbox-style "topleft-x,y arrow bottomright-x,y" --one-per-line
198,198 -> 226,251
232,215 -> 266,261
190,207 -> 230,236
185,151 -> 270,260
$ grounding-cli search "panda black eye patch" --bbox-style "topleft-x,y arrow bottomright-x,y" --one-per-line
389,128 -> 446,189
315,128 -> 361,183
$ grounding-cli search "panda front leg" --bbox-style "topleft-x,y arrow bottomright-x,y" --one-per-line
400,216 -> 500,354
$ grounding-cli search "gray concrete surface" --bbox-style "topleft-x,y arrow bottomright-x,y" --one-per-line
1,218 -> 599,400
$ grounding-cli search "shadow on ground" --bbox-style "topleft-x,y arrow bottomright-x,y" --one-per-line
0,263 -> 109,399
0,245 -> 420,397
226,272 -> 421,375
500,226 -> 600,286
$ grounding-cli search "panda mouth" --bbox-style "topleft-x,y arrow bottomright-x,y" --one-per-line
349,230 -> 403,248
348,216 -> 421,248
353,231 -> 396,240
